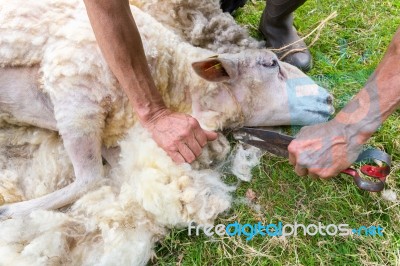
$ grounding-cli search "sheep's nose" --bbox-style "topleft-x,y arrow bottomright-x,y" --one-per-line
326,94 -> 334,105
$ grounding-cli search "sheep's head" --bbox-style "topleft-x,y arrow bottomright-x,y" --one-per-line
190,49 -> 334,129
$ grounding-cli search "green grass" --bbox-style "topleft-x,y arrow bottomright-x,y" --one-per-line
152,1 -> 400,265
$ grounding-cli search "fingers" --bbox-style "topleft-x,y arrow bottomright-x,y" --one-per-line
181,129 -> 203,162
191,119 -> 208,147
289,140 -> 325,179
147,112 -> 218,164
294,164 -> 308,176
186,134 -> 203,157
288,149 -> 296,166
308,172 -> 319,180
169,151 -> 185,164
177,141 -> 196,163
291,155 -> 332,179
180,117 -> 217,163
204,130 -> 218,141
288,140 -> 298,165
289,140 -> 304,175
291,159 -> 338,179
190,116 -> 217,145
309,168 -> 341,179
182,129 -> 216,163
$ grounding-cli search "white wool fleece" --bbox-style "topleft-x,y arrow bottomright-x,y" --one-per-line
0,124 -> 235,265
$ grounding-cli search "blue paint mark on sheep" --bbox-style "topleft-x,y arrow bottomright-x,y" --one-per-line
286,77 -> 332,126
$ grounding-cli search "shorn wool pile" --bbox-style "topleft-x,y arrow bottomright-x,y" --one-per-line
0,1 -> 333,265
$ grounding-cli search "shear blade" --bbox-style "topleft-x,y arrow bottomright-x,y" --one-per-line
238,127 -> 294,146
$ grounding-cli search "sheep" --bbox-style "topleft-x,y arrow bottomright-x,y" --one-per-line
0,0 -> 334,264
132,0 -> 264,53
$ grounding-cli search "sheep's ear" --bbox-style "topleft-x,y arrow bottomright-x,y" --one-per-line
192,57 -> 237,82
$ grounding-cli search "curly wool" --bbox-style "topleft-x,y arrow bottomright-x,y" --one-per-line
0,123 -> 237,265
133,0 -> 264,53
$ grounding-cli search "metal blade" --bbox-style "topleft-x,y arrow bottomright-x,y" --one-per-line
244,140 -> 290,158
234,127 -> 294,158
239,127 -> 294,145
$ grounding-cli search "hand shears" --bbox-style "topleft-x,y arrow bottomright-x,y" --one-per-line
234,127 -> 391,192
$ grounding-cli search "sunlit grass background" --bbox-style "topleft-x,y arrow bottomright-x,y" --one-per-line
153,0 -> 400,265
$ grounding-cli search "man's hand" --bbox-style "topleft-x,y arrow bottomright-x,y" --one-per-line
288,120 -> 363,179
144,109 -> 218,163
289,27 -> 400,179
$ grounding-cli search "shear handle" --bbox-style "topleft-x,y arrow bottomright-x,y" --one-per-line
341,149 -> 391,192
341,168 -> 385,192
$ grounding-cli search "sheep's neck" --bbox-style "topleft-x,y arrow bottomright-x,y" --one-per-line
162,43 -> 244,130
141,36 -> 245,130
149,41 -> 218,116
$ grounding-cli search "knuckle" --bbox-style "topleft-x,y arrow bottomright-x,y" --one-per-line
181,128 -> 191,137
198,132 -> 207,141
167,150 -> 176,158
295,170 -> 305,176
171,154 -> 184,163
168,143 -> 179,151
197,140 -> 207,148
308,169 -> 318,176
169,153 -> 179,162
288,142 -> 298,153
188,117 -> 199,127
317,170 -> 331,179
194,148 -> 202,157
188,155 -> 196,163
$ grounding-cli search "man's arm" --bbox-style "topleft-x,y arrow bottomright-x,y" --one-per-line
288,28 -> 400,178
83,0 -> 217,163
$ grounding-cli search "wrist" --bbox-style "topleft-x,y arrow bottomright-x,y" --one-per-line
331,116 -> 374,146
119,78 -> 169,125
136,104 -> 170,126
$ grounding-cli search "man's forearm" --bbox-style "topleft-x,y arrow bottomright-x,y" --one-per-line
83,0 -> 218,164
334,28 -> 400,143
375,28 -> 400,118
83,0 -> 166,122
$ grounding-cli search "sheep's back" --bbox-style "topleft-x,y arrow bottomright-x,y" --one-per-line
0,0 -> 78,67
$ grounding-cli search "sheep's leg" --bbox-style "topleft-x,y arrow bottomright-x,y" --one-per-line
0,66 -> 118,166
0,95 -> 106,219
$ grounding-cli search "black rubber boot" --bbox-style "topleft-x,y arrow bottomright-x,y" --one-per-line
220,0 -> 248,14
259,0 -> 312,72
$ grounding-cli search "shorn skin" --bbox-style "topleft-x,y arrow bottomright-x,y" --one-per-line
0,0 -> 333,218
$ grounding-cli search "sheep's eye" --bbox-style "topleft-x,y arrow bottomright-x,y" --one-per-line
261,59 -> 278,67
261,59 -> 278,68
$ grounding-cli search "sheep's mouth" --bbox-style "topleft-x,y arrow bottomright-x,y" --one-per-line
278,66 -> 286,80
306,109 -> 332,117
